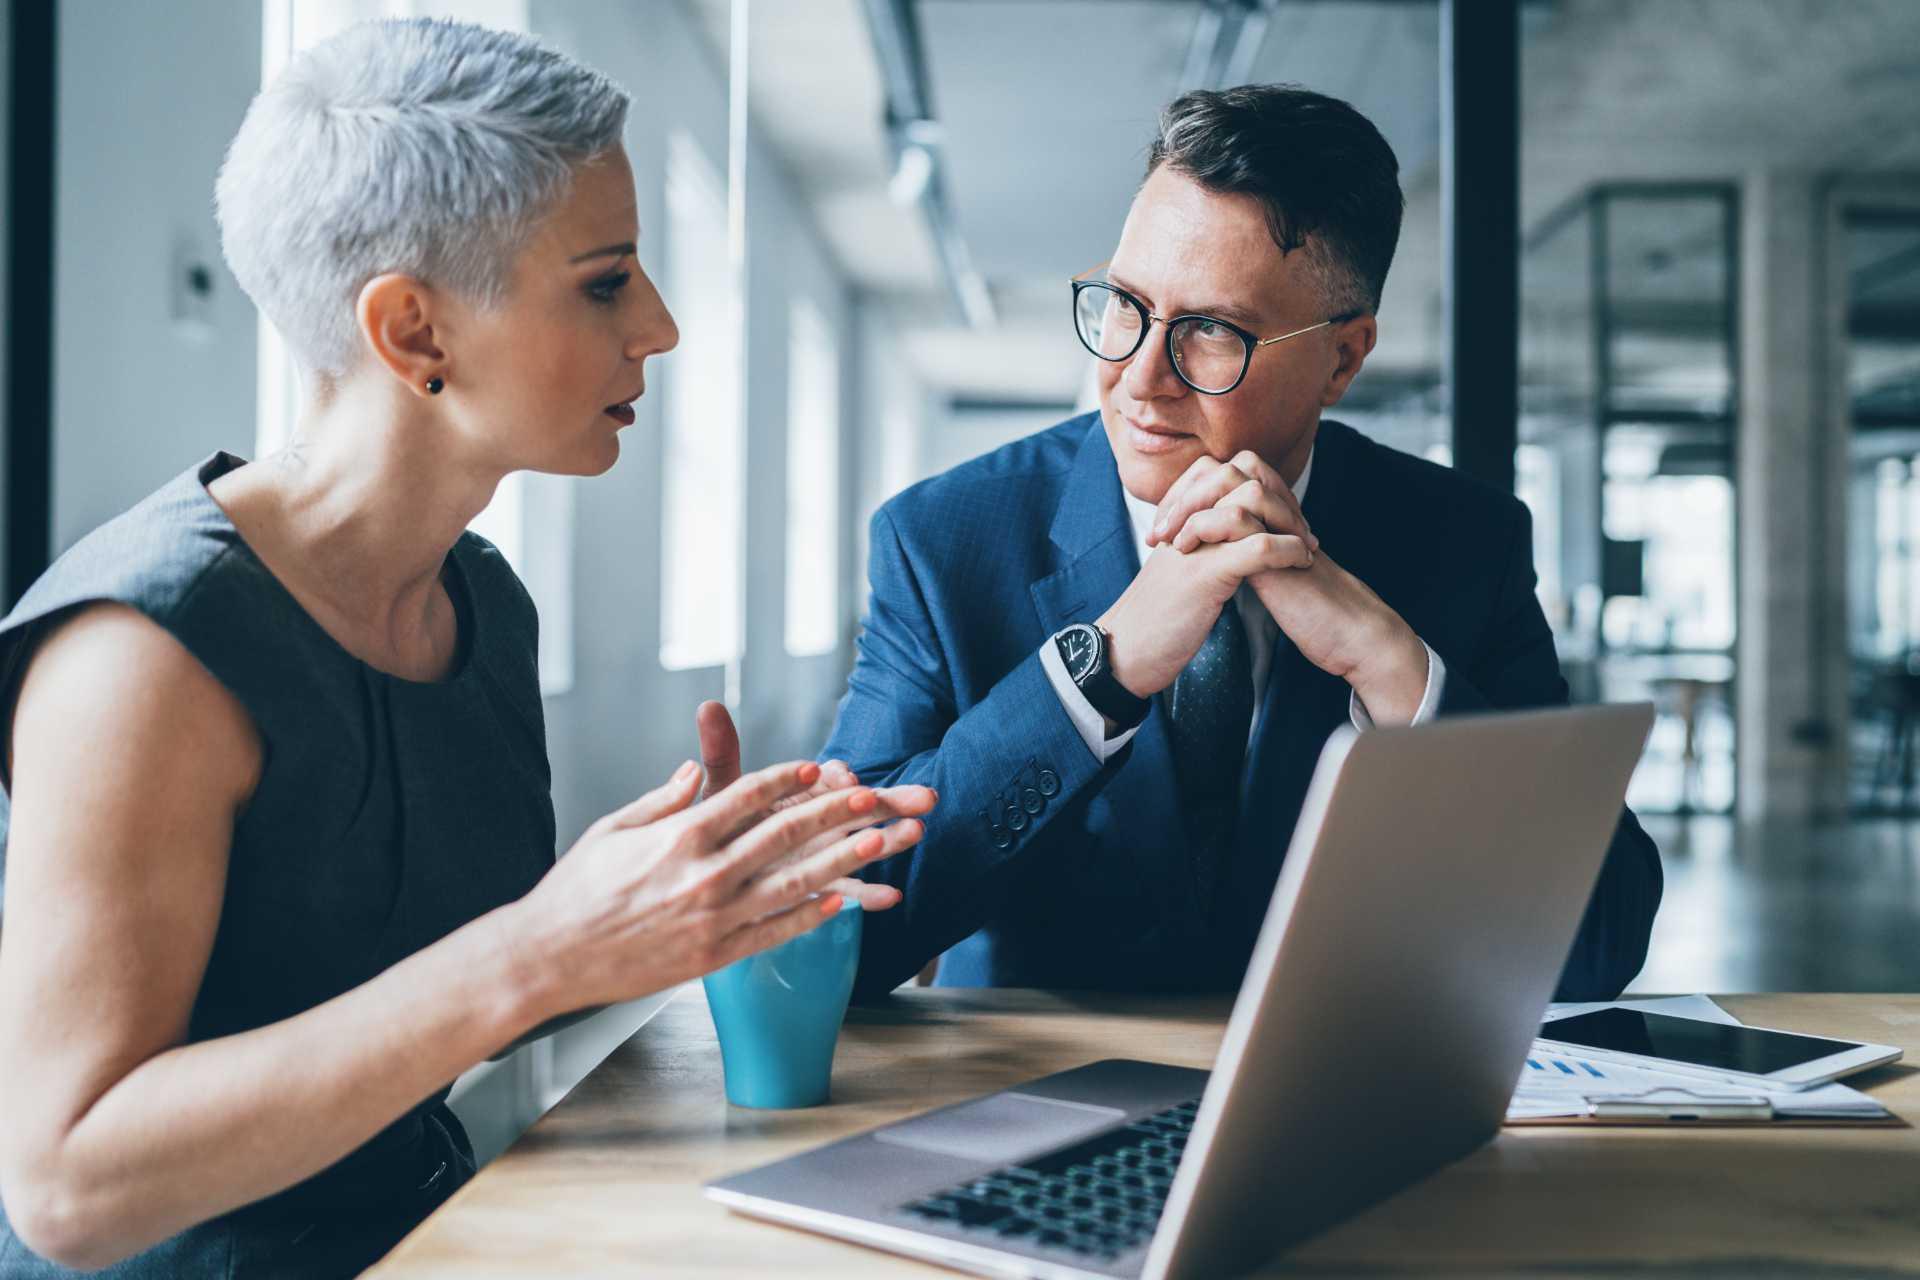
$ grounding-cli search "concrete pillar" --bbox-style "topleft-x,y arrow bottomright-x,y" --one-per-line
1736,171 -> 1849,820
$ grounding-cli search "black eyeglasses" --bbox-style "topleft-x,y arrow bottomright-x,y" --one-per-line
1070,264 -> 1359,396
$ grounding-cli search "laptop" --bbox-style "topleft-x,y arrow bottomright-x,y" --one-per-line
706,703 -> 1656,1279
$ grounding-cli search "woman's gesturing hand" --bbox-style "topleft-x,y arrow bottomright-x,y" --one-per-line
693,699 -> 930,911
500,757 -> 929,1016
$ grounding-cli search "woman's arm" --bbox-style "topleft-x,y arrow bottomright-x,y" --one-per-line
0,605 -> 932,1269
0,604 -> 552,1267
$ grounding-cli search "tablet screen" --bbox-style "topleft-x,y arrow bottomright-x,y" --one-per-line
1541,1008 -> 1855,1075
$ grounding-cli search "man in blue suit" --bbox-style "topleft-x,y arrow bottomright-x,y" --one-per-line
821,85 -> 1662,1002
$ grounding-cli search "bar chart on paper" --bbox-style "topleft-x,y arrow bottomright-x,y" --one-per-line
1507,1047 -> 1759,1119
1526,1055 -> 1610,1080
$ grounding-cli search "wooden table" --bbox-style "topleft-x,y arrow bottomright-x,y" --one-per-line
368,989 -> 1920,1277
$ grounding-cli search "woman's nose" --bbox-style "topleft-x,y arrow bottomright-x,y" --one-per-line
628,309 -> 678,360
626,271 -> 680,360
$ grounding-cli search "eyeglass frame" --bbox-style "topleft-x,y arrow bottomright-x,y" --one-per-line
1069,262 -> 1362,396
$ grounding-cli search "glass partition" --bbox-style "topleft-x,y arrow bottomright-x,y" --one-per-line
1845,210 -> 1920,812
1521,186 -> 1739,814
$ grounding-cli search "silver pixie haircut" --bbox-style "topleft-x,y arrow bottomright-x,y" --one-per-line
217,18 -> 630,376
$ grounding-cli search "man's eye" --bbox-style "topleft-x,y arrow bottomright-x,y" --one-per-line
587,271 -> 631,304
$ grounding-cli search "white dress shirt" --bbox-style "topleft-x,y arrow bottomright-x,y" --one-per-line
1038,449 -> 1447,762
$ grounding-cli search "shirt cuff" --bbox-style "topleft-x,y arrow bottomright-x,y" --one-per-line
1039,637 -> 1142,763
1350,641 -> 1447,730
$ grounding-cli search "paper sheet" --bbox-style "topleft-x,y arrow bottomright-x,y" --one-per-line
1509,996 -> 1889,1122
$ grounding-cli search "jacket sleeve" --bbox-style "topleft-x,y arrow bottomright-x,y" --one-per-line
1437,501 -> 1664,1001
825,506 -> 1129,999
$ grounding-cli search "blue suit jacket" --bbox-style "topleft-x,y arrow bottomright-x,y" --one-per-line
824,413 -> 1662,1002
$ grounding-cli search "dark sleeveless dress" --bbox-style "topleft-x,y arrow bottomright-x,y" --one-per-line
0,453 -> 558,1278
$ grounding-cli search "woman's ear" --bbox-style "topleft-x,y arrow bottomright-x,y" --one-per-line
356,273 -> 447,396
1318,314 -> 1377,408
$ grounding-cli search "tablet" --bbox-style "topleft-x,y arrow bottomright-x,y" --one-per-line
1534,1007 -> 1901,1091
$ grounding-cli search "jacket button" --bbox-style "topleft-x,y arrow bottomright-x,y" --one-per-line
1037,770 -> 1060,797
1021,788 -> 1043,815
1007,806 -> 1029,832
992,830 -> 1014,850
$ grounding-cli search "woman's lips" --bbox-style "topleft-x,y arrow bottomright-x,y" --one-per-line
604,403 -> 636,426
1127,418 -> 1192,456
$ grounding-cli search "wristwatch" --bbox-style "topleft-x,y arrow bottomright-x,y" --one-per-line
1052,622 -> 1151,732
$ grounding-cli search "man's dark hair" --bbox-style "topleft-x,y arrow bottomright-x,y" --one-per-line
1145,84 -> 1404,316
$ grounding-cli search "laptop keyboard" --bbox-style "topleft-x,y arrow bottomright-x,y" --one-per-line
900,1097 -> 1198,1262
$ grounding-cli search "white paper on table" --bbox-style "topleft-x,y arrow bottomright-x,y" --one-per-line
1541,993 -> 1738,1025
1510,995 -> 1890,1122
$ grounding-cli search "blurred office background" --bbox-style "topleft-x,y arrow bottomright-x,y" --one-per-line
2,0 -> 1917,1158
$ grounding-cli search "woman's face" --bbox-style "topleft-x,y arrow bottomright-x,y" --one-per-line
449,146 -> 678,476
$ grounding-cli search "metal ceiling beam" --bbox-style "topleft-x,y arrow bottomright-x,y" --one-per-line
859,0 -> 996,329
1179,0 -> 1275,93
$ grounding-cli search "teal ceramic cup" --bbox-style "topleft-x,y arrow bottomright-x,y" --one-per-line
702,897 -> 863,1108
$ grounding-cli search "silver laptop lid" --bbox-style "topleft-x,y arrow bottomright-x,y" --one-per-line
1146,703 -> 1653,1279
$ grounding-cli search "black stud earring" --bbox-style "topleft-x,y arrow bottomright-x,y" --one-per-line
426,376 -> 445,395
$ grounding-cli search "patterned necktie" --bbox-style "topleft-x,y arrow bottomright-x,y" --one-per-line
1166,596 -> 1255,913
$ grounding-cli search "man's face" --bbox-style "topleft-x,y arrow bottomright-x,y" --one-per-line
1096,165 -> 1374,505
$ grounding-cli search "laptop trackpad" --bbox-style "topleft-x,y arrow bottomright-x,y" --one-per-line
873,1093 -> 1126,1165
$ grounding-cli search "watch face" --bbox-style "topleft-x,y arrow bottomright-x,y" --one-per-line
1058,624 -> 1099,682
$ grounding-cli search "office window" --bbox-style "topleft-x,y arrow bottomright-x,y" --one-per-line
785,299 -> 840,657
659,132 -> 744,671
254,0 -> 572,694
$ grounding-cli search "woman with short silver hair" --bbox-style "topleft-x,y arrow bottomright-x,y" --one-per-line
0,19 -> 929,1277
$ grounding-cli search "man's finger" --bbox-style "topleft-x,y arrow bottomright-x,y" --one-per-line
696,700 -> 743,800
1173,507 -> 1266,553
1155,464 -> 1254,551
1227,451 -> 1316,546
827,877 -> 903,911
1176,480 -> 1315,552
1149,454 -> 1223,546
1226,531 -> 1315,575
1228,448 -> 1288,494
1224,465 -> 1315,550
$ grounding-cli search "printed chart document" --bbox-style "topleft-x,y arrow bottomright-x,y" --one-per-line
1508,996 -> 1890,1123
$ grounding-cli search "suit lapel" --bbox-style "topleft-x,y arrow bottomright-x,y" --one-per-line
1029,425 -> 1139,632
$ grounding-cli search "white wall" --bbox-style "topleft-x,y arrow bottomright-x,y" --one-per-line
849,297 -> 937,603
741,103 -> 858,767
51,0 -> 261,553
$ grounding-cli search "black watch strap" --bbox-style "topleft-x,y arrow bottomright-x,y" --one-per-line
1054,624 -> 1151,731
